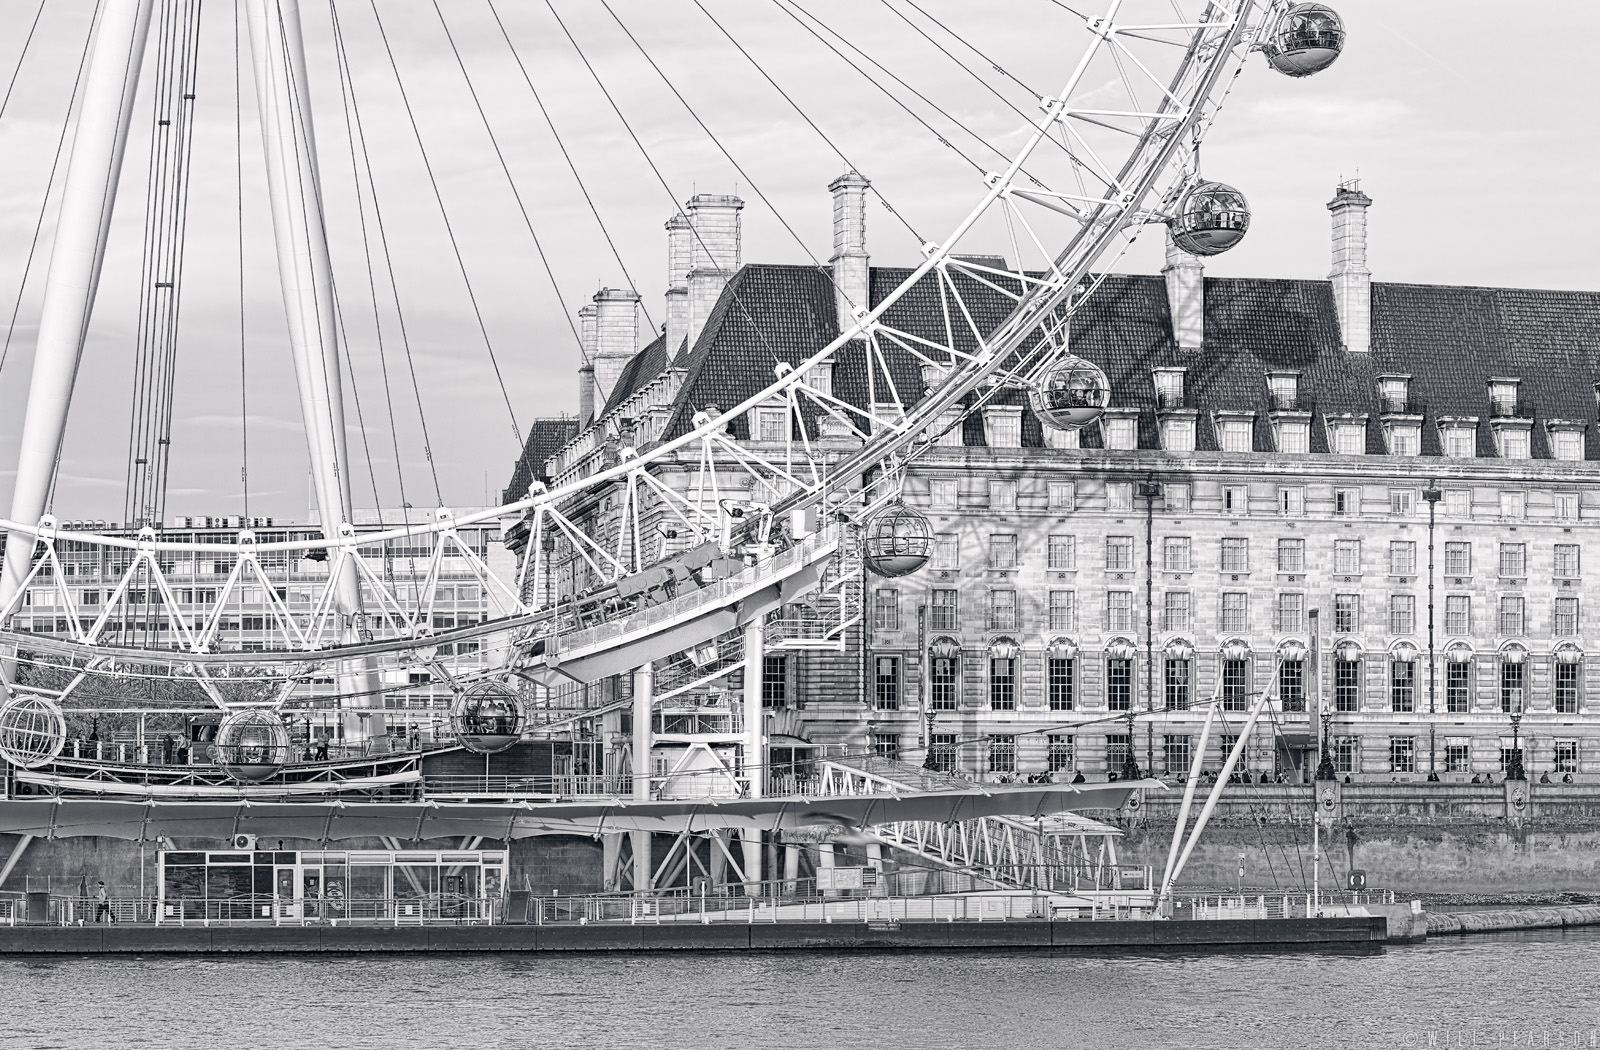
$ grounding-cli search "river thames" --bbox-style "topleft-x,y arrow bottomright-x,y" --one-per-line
3,928 -> 1598,1049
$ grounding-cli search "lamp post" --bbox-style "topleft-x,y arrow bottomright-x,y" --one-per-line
1137,479 -> 1163,778
1315,709 -> 1337,781
1506,688 -> 1527,781
1423,486 -> 1442,780
921,709 -> 939,771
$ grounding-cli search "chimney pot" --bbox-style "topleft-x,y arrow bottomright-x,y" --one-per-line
1327,180 -> 1372,354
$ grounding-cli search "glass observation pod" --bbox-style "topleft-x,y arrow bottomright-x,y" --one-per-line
156,848 -> 507,925
1263,3 -> 1346,78
1170,181 -> 1252,257
862,503 -> 932,578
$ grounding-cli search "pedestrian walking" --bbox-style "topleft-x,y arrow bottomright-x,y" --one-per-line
94,881 -> 116,924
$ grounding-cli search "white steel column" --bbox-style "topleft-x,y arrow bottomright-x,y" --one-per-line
0,2 -> 155,649
631,662 -> 654,891
741,621 -> 765,887
245,0 -> 382,741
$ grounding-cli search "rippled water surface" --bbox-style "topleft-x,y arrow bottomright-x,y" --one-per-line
5,929 -> 1600,1049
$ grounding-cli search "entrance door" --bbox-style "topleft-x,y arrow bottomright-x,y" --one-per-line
301,868 -> 323,921
274,866 -> 299,924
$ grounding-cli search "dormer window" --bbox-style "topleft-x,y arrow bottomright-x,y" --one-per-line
1438,417 -> 1478,459
1493,422 -> 1532,460
1384,423 -> 1421,456
1160,416 -> 1196,452
1102,410 -> 1138,451
1043,426 -> 1080,451
1378,374 -> 1414,415
1267,371 -> 1301,412
982,405 -> 1023,448
1276,420 -> 1309,453
1153,368 -> 1186,410
1489,378 -> 1523,418
1215,411 -> 1254,453
753,405 -> 789,442
1547,422 -> 1585,462
807,361 -> 834,399
1327,415 -> 1367,456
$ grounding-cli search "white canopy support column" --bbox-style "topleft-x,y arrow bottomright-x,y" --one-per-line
245,0 -> 382,741
1157,700 -> 1219,915
0,1 -> 155,674
631,662 -> 654,891
742,620 -> 765,888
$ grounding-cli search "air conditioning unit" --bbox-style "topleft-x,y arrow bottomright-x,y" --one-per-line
231,833 -> 258,851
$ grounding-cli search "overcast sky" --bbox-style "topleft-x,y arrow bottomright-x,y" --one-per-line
0,1 -> 1594,524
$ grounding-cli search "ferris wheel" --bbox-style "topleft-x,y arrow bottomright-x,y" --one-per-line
0,0 -> 1344,773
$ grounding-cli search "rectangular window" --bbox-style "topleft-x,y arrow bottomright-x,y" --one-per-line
1105,417 -> 1138,450
872,589 -> 900,631
1445,595 -> 1471,636
1556,740 -> 1580,773
1391,660 -> 1416,712
1555,544 -> 1581,578
1223,486 -> 1246,514
871,733 -> 900,759
1047,482 -> 1076,511
1047,658 -> 1074,711
1334,488 -> 1358,516
989,480 -> 1018,512
1334,594 -> 1360,634
931,589 -> 959,632
1105,733 -> 1131,772
1162,537 -> 1192,572
1499,543 -> 1527,578
1161,418 -> 1195,453
988,735 -> 1017,774
931,533 -> 960,570
1221,659 -> 1249,712
1499,429 -> 1531,460
1163,736 -> 1192,776
873,656 -> 900,710
1499,596 -> 1525,636
1446,662 -> 1471,713
1163,484 -> 1190,512
1443,427 -> 1475,459
1276,593 -> 1304,633
1389,594 -> 1416,635
1388,426 -> 1421,457
1105,536 -> 1134,571
1334,738 -> 1358,774
930,479 -> 959,509
1445,743 -> 1472,773
988,590 -> 1018,632
1553,432 -> 1584,462
929,733 -> 956,773
1554,492 -> 1579,520
1163,591 -> 1192,633
1047,734 -> 1076,772
1280,659 -> 1306,712
1048,590 -> 1077,632
763,654 -> 788,708
1165,659 -> 1191,711
1444,542 -> 1471,576
1555,597 -> 1580,636
1219,420 -> 1252,453
988,534 -> 1018,569
1220,592 -> 1249,633
1221,538 -> 1249,573
755,406 -> 788,442
1278,422 -> 1310,454
1107,658 -> 1134,711
1499,490 -> 1527,521
1334,424 -> 1364,456
1106,482 -> 1133,512
1335,661 -> 1361,712
930,657 -> 958,711
1277,539 -> 1305,573
990,659 -> 1017,711
1501,661 -> 1526,713
1390,489 -> 1416,517
1389,737 -> 1416,774
1334,539 -> 1361,575
1047,535 -> 1077,571
1556,662 -> 1580,714
1280,487 -> 1306,515
1107,591 -> 1134,632
1389,541 -> 1416,576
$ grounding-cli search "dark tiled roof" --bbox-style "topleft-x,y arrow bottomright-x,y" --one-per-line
604,331 -> 671,415
503,417 -> 581,501
549,263 -> 1600,463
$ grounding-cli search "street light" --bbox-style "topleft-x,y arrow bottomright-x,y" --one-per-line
1137,480 -> 1163,778
1423,486 -> 1442,781
1506,688 -> 1527,781
1315,709 -> 1337,781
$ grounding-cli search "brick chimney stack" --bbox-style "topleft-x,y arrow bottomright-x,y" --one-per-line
828,171 -> 871,332
1162,228 -> 1204,354
577,303 -> 597,425
685,193 -> 743,353
664,212 -> 692,360
1328,180 -> 1372,354
591,287 -> 640,409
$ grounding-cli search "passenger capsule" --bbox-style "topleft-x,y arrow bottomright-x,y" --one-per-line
1263,3 -> 1345,78
1029,355 -> 1110,431
863,503 -> 932,578
214,709 -> 293,783
0,695 -> 66,769
451,680 -> 526,755
1170,180 -> 1251,257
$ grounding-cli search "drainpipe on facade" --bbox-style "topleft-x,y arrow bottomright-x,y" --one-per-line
1424,485 -> 1442,779
1139,480 -> 1163,776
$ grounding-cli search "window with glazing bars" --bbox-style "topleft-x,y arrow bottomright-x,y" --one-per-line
1221,659 -> 1248,711
1279,659 -> 1305,712
1106,536 -> 1134,571
1555,543 -> 1581,578
1163,736 -> 1191,775
1389,541 -> 1416,576
988,590 -> 1018,631
1557,661 -> 1580,714
1047,658 -> 1074,710
988,735 -> 1016,773
1556,740 -> 1580,773
873,589 -> 899,630
1048,734 -> 1075,772
989,534 -> 1018,569
1498,596 -> 1525,635
1390,660 -> 1416,712
1107,591 -> 1134,631
1107,658 -> 1134,711
1444,542 -> 1471,576
1501,661 -> 1525,713
1334,594 -> 1359,633
1335,661 -> 1360,712
1445,744 -> 1471,773
1499,542 -> 1526,577
1389,737 -> 1416,773
1163,537 -> 1191,572
1277,539 -> 1305,573
930,589 -> 958,631
1221,537 -> 1249,572
1165,659 -> 1191,710
1446,662 -> 1470,713
1163,591 -> 1192,632
1334,539 -> 1361,575
1444,595 -> 1470,636
1105,733 -> 1131,772
929,734 -> 956,773
1047,535 -> 1076,570
930,657 -> 958,711
990,658 -> 1016,710
1276,593 -> 1304,633
762,655 -> 788,708
1555,597 -> 1580,636
1048,590 -> 1076,632
1334,738 -> 1356,773
1389,594 -> 1416,635
1220,592 -> 1249,633
873,656 -> 900,710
